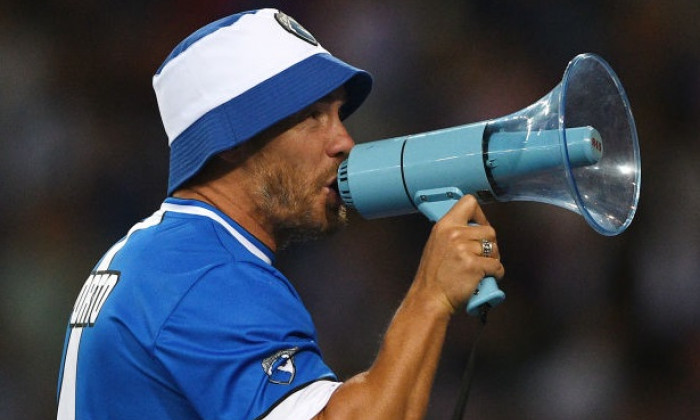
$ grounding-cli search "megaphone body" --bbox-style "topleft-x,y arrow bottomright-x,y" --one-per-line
338,53 -> 641,315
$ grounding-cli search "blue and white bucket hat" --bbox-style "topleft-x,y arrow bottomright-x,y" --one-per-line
153,8 -> 373,195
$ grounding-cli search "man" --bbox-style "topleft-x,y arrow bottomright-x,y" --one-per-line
57,8 -> 504,419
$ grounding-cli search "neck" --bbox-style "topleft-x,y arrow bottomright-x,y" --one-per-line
173,184 -> 278,253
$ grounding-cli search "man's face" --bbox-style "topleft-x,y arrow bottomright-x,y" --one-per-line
249,89 -> 354,248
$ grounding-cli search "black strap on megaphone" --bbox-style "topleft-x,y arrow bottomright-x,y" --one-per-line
451,308 -> 489,420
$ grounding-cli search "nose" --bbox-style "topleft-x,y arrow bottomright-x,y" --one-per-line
327,121 -> 355,158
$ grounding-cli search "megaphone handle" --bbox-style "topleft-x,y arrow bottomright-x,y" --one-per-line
416,194 -> 506,317
466,276 -> 505,316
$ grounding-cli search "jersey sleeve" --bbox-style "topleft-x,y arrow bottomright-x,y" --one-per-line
261,380 -> 341,419
153,261 -> 337,420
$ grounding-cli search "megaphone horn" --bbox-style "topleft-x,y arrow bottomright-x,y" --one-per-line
338,53 -> 641,316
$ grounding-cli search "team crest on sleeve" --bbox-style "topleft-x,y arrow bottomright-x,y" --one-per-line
274,12 -> 318,46
69,270 -> 120,327
262,347 -> 299,385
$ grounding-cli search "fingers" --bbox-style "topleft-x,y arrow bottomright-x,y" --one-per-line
446,197 -> 505,280
455,231 -> 504,279
413,194 -> 505,314
481,252 -> 506,281
436,195 -> 500,260
432,217 -> 504,278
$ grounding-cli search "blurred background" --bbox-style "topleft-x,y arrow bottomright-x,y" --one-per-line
1,0 -> 698,418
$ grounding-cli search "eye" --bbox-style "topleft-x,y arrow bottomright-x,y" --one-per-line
309,109 -> 324,120
306,104 -> 333,124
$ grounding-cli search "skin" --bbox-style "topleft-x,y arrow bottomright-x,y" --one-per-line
174,87 -> 505,419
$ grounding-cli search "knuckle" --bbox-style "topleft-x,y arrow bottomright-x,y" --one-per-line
462,194 -> 477,205
454,241 -> 472,255
461,194 -> 478,210
434,222 -> 462,241
495,262 -> 506,279
448,227 -> 467,243
484,225 -> 497,239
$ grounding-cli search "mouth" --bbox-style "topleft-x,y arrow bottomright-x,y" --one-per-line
330,178 -> 340,196
324,177 -> 343,207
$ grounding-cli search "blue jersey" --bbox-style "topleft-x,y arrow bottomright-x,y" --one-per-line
57,198 -> 340,419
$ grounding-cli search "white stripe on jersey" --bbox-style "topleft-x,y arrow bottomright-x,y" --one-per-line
262,380 -> 342,420
57,210 -> 166,419
160,202 -> 272,265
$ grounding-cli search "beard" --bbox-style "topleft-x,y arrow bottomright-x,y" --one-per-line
251,159 -> 347,250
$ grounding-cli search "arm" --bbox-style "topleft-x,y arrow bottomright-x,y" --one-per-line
314,195 -> 505,419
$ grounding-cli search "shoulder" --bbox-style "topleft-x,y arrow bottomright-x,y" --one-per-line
173,260 -> 306,325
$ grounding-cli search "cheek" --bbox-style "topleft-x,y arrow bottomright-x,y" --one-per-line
256,152 -> 331,209
271,164 -> 320,206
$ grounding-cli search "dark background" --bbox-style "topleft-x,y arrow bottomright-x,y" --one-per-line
1,1 -> 698,418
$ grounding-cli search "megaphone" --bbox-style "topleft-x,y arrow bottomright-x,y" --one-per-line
338,53 -> 641,316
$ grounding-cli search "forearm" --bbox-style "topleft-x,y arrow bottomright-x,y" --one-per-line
314,195 -> 504,419
315,284 -> 452,419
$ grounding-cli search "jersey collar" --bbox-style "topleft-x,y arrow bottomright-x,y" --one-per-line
161,197 -> 274,265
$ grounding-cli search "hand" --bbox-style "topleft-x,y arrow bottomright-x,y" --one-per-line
413,195 -> 505,315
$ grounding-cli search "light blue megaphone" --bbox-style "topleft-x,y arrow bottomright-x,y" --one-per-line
338,53 -> 641,316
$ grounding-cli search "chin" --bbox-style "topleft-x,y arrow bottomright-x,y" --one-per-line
274,205 -> 347,249
324,203 -> 348,232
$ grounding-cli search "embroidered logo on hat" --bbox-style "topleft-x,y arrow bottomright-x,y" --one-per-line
275,11 -> 318,46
